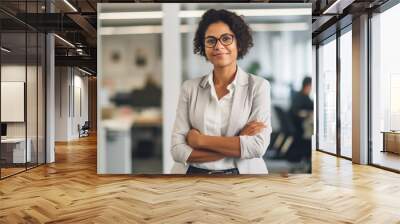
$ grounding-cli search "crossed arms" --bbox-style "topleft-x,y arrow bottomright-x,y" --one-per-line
185,122 -> 266,163
171,80 -> 272,165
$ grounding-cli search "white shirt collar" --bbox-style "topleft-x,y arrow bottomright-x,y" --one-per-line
207,67 -> 238,91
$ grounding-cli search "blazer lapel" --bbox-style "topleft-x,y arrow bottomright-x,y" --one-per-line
193,73 -> 210,133
226,67 -> 249,136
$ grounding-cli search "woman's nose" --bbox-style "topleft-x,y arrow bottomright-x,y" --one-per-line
213,39 -> 225,50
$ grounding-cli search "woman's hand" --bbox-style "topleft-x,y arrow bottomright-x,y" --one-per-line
240,121 -> 267,136
187,129 -> 241,158
187,129 -> 203,148
187,148 -> 226,163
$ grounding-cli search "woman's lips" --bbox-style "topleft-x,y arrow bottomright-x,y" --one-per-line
213,53 -> 228,57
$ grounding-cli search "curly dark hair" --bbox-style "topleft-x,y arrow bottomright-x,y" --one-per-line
193,9 -> 253,60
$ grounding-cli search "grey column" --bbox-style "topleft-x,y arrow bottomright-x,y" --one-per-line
45,0 -> 55,163
352,14 -> 369,164
97,3 -> 105,173
46,32 -> 55,163
162,4 -> 181,173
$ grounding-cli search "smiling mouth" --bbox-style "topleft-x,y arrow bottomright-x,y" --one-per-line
213,53 -> 228,56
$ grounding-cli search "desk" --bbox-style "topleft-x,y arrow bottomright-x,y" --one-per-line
101,119 -> 132,174
99,114 -> 162,174
382,131 -> 400,154
1,138 -> 31,163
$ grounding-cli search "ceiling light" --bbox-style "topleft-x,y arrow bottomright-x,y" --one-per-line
231,8 -> 310,17
78,67 -> 92,76
322,0 -> 354,15
178,9 -> 310,18
54,34 -> 75,48
100,22 -> 309,35
100,26 -> 162,35
178,10 -> 203,18
63,0 -> 78,12
250,23 -> 309,32
99,8 -> 310,20
1,47 -> 11,53
99,11 -> 163,20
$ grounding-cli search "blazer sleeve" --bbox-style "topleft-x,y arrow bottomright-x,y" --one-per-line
239,79 -> 272,159
170,81 -> 193,165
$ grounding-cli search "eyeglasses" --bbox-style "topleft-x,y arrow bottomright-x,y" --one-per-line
204,33 -> 235,48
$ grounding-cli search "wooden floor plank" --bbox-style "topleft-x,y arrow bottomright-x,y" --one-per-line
0,135 -> 400,223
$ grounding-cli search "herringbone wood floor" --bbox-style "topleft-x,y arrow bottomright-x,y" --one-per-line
1,135 -> 400,224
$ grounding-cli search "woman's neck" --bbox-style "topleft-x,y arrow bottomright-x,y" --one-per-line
213,63 -> 237,87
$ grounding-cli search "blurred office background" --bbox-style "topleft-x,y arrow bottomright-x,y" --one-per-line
98,3 -> 313,174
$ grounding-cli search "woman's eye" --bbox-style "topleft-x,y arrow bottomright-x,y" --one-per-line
206,39 -> 216,44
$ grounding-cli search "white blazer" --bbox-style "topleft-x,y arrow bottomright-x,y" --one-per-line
170,66 -> 272,174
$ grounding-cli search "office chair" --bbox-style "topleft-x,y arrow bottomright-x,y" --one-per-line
272,106 -> 296,158
79,121 -> 90,138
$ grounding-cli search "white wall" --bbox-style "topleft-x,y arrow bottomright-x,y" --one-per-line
1,66 -> 26,130
1,65 -> 36,137
101,34 -> 162,95
1,64 -> 47,163
71,74 -> 89,138
55,67 -> 89,141
55,66 -> 69,141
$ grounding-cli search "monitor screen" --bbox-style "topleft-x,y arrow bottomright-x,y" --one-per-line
1,123 -> 7,137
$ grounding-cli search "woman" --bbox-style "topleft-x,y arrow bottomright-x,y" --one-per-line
170,9 -> 272,175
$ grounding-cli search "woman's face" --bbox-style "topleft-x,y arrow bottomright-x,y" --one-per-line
204,21 -> 238,68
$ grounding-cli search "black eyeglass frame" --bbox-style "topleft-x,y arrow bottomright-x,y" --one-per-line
204,33 -> 235,48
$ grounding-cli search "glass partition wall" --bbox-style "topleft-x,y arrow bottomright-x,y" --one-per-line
317,0 -> 400,172
370,2 -> 400,172
339,27 -> 352,159
0,30 -> 28,177
0,1 -> 46,179
317,35 -> 337,155
316,26 -> 352,159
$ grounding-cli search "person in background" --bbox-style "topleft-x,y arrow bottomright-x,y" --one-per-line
170,9 -> 272,175
288,77 -> 313,163
290,77 -> 313,136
